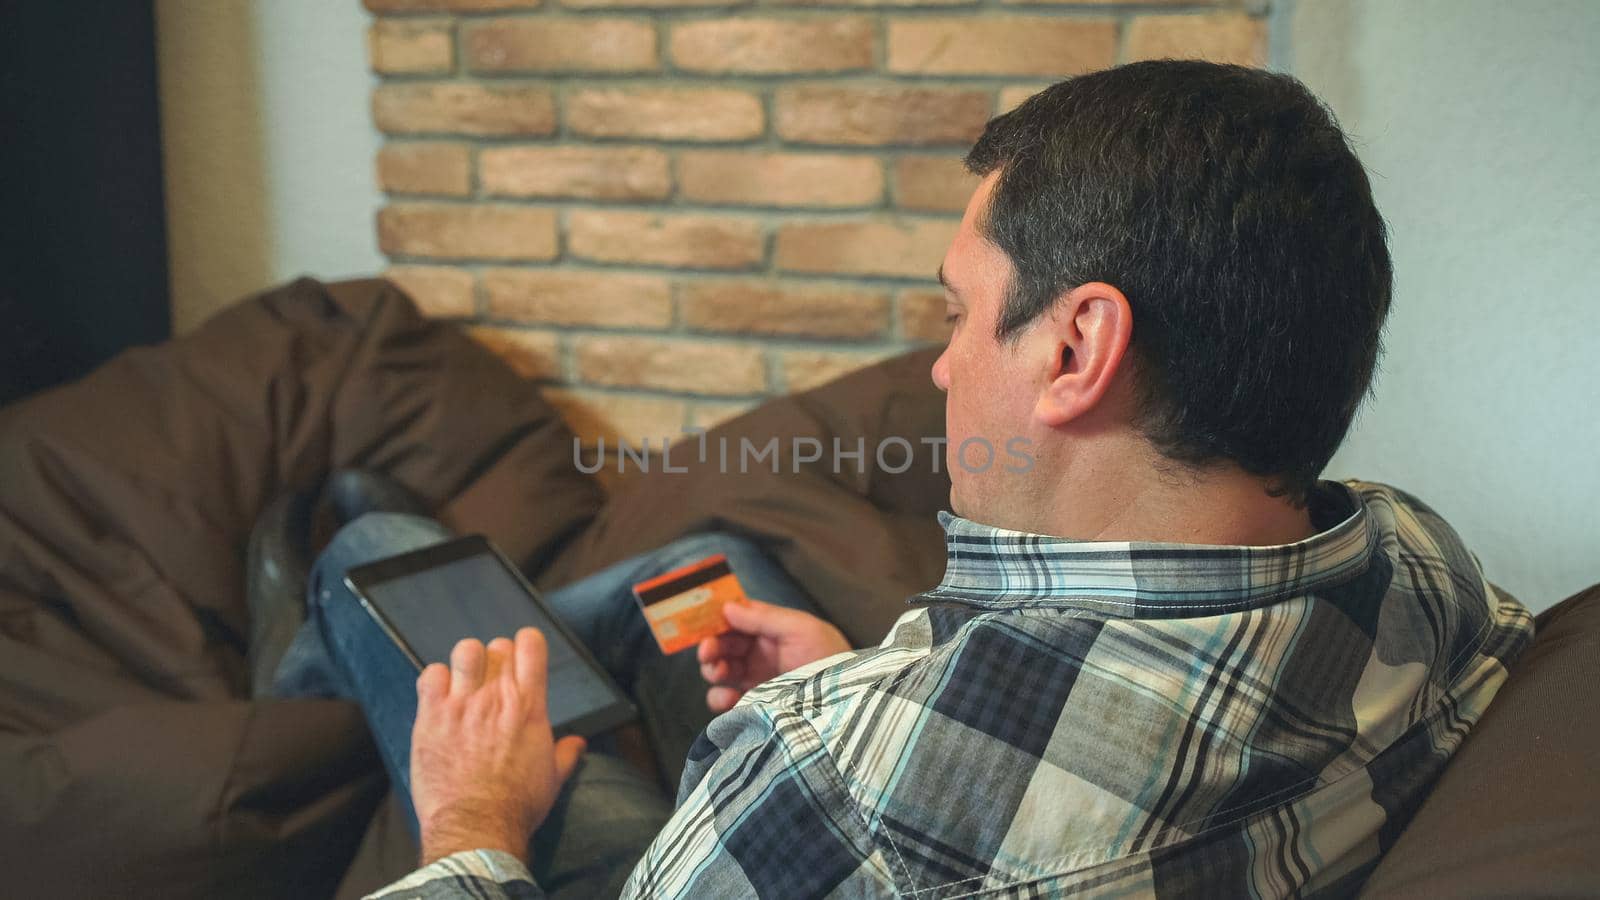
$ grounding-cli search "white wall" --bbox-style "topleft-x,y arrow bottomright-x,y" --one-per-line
157,0 -> 383,333
1283,0 -> 1600,610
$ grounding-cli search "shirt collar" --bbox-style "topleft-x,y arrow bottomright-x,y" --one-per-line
915,481 -> 1376,619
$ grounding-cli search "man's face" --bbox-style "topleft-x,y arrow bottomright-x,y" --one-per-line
931,173 -> 1047,522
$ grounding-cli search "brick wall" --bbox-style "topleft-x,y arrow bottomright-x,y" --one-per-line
364,0 -> 1268,449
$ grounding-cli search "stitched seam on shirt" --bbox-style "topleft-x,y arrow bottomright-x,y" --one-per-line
919,587 -> 1279,611
928,502 -> 1377,616
781,694 -> 922,895
920,563 -> 1367,613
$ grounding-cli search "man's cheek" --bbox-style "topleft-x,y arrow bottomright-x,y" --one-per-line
941,399 -> 965,475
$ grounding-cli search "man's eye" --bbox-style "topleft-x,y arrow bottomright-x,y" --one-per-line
944,312 -> 961,325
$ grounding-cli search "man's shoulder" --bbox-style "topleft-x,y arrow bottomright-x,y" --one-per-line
1341,478 -> 1472,549
738,606 -> 953,715
1341,476 -> 1534,683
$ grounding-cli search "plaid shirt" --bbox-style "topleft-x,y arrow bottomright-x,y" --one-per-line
373,480 -> 1533,899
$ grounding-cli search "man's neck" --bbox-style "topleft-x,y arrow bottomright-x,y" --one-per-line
1076,476 -> 1317,547
1003,445 -> 1318,548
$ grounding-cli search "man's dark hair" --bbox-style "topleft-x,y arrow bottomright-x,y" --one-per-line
965,60 -> 1392,504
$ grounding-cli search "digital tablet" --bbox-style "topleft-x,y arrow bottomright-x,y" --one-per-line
344,535 -> 635,739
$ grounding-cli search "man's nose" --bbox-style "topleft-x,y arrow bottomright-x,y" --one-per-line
931,348 -> 950,393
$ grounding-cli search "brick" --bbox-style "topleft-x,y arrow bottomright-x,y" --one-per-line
369,20 -> 454,74
483,269 -> 673,328
379,204 -> 558,260
568,211 -> 764,270
562,0 -> 747,8
1124,13 -> 1267,67
464,18 -> 658,73
893,156 -> 978,213
575,336 -> 768,395
774,0 -> 971,6
467,327 -> 562,380
775,218 -> 957,278
366,0 -> 542,10
898,288 -> 953,342
677,151 -> 881,208
775,85 -> 991,146
481,146 -> 670,200
888,17 -> 1116,76
566,88 -> 764,141
780,349 -> 895,392
373,83 -> 555,136
689,401 -> 755,430
1001,0 -> 1198,5
377,142 -> 472,196
386,265 -> 476,318
998,83 -> 1050,113
670,18 -> 873,74
545,388 -> 689,448
680,280 -> 889,339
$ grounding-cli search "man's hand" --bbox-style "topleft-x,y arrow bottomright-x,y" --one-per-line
697,600 -> 852,713
410,629 -> 587,867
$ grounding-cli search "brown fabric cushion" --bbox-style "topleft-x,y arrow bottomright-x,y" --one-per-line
1360,585 -> 1600,897
0,277 -> 601,898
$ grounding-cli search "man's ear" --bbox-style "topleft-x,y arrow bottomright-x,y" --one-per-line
1033,282 -> 1134,428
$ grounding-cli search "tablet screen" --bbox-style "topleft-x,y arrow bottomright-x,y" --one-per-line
355,548 -> 627,734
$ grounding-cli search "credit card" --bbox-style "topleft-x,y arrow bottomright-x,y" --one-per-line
631,553 -> 749,655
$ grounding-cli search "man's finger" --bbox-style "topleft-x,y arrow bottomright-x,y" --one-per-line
513,627 -> 549,718
721,599 -> 805,639
700,656 -> 744,687
552,735 -> 586,785
698,632 -> 752,664
450,639 -> 487,695
706,685 -> 742,713
484,637 -> 513,684
417,662 -> 450,703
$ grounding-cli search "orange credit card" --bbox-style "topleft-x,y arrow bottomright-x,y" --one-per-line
631,553 -> 749,655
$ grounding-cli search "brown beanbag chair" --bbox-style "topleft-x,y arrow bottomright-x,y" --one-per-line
0,278 -> 603,899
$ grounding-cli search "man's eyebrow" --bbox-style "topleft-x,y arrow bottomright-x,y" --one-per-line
937,265 -> 961,297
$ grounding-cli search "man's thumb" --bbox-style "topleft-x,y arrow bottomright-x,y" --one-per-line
722,598 -> 792,637
553,735 -> 586,784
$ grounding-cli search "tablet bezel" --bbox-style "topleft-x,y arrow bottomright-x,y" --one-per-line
344,534 -> 636,740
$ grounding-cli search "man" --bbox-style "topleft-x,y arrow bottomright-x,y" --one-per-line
355,61 -> 1533,896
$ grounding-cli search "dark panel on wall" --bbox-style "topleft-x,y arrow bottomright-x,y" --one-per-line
0,0 -> 171,406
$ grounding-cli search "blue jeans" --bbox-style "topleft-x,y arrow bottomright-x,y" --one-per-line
273,515 -> 819,897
